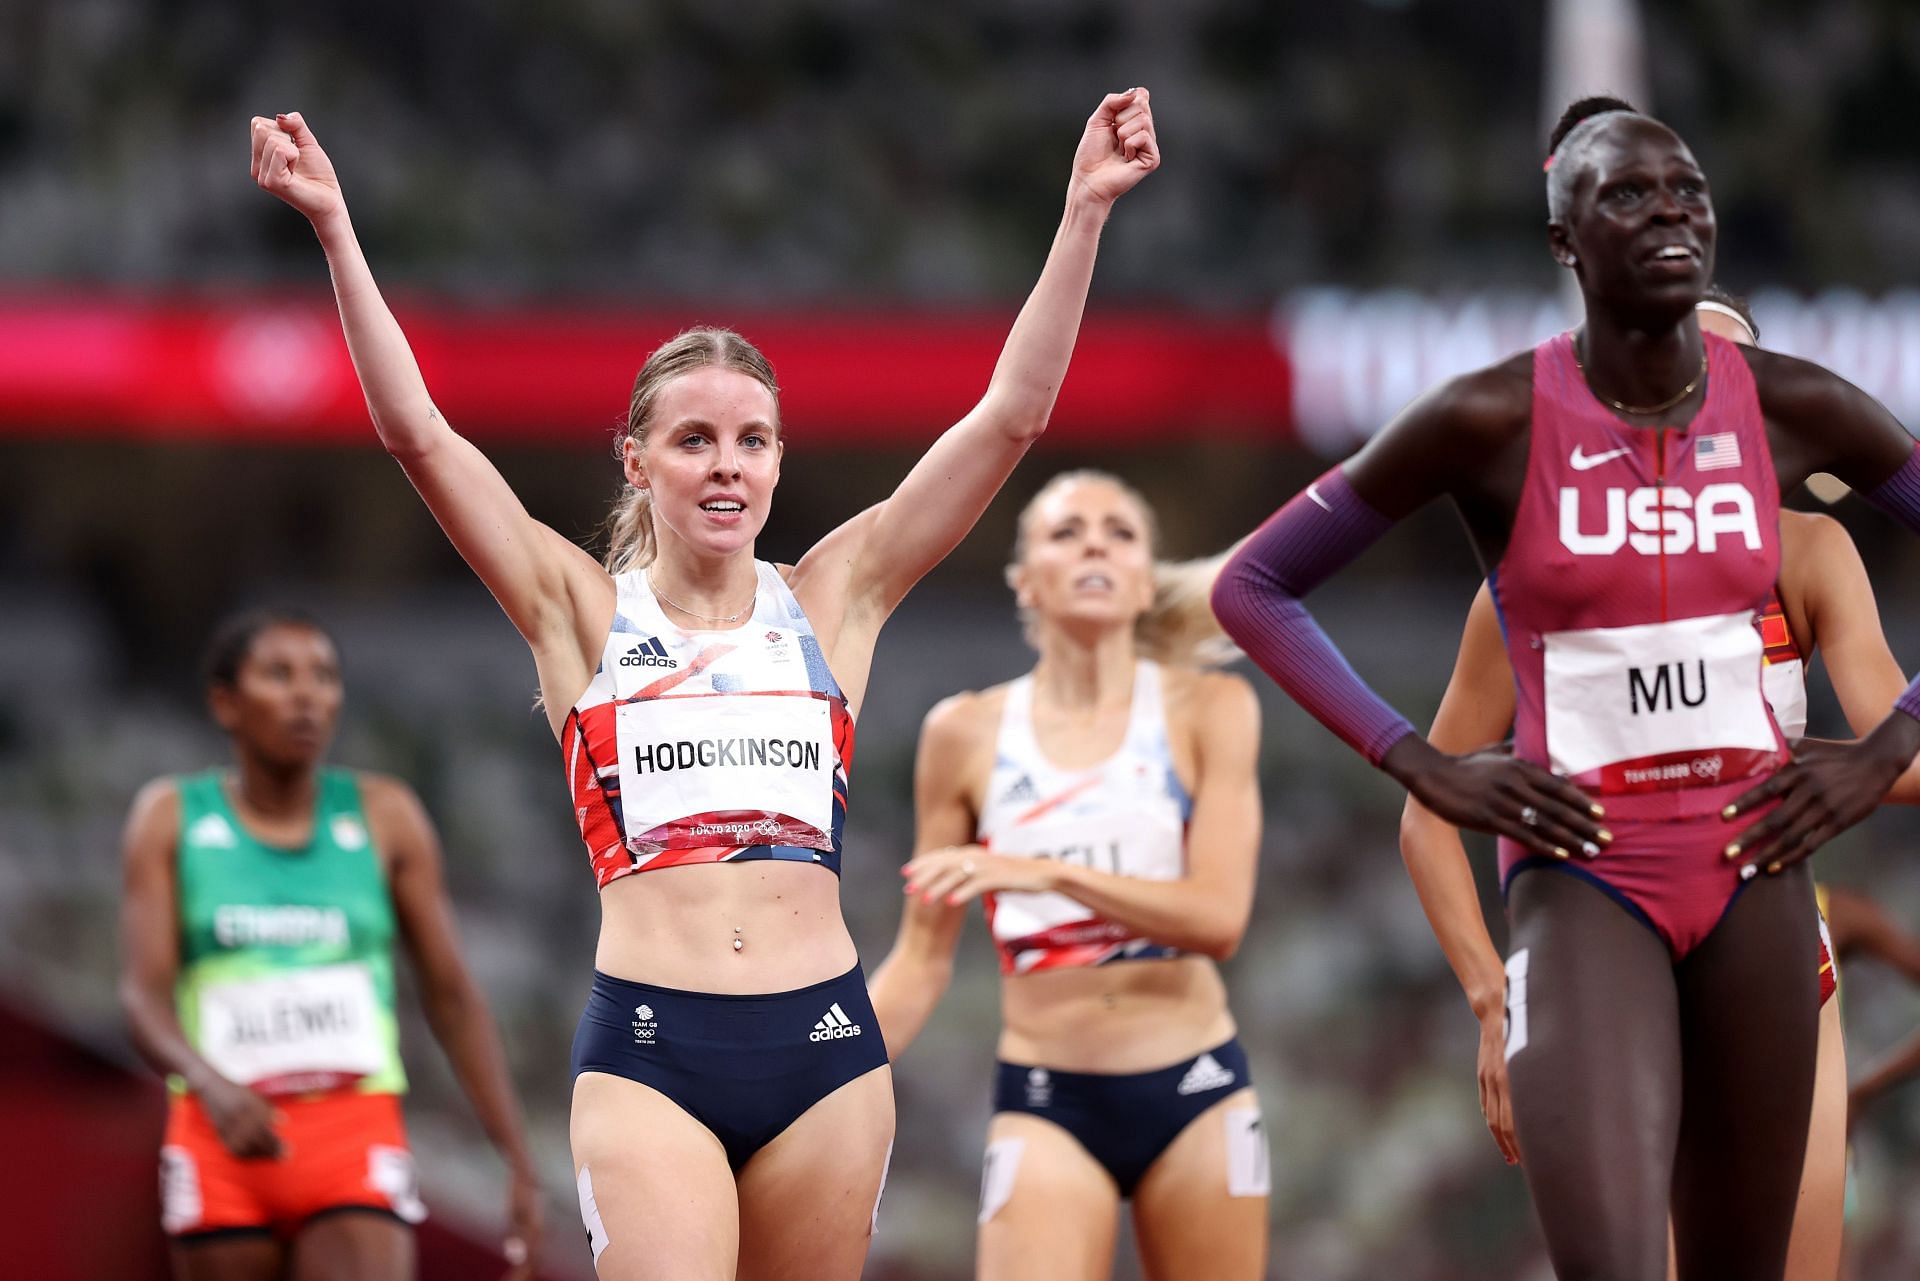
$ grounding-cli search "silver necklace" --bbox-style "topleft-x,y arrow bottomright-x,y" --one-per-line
646,572 -> 753,625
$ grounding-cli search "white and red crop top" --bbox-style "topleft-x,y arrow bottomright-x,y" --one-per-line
564,561 -> 854,889
976,661 -> 1194,975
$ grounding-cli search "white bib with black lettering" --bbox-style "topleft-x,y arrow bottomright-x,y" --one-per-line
1543,611 -> 1778,794
614,693 -> 834,847
197,962 -> 384,1087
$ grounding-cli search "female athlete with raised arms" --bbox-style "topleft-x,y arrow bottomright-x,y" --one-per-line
249,90 -> 1159,1280
121,610 -> 541,1281
1400,282 -> 1920,1281
1211,96 -> 1920,1280
870,472 -> 1265,1280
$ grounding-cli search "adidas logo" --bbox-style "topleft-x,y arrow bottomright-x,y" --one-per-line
999,774 -> 1038,807
809,1002 -> 863,1042
1175,1052 -> 1235,1096
187,813 -> 238,849
619,636 -> 678,669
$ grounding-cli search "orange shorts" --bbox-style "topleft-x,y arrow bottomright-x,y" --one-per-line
160,1090 -> 425,1239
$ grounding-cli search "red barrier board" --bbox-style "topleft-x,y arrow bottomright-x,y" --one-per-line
0,295 -> 1292,447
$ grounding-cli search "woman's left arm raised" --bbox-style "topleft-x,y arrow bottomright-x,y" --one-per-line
789,90 -> 1160,658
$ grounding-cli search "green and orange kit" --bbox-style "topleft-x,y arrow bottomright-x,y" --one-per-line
172,768 -> 406,1096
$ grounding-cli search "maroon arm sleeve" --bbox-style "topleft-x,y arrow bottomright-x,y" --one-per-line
1210,467 -> 1417,765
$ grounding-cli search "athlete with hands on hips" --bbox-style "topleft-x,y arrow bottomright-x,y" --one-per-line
250,89 -> 1158,1281
1401,287 -> 1920,1281
871,472 -> 1266,1281
1212,94 -> 1920,1280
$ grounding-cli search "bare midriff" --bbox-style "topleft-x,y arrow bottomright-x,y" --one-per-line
594,860 -> 856,994
997,954 -> 1234,1073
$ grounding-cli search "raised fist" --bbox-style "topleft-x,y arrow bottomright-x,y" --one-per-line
1070,88 -> 1160,207
250,112 -> 344,225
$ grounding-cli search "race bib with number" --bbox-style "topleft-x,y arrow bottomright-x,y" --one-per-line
1543,611 -> 1780,794
988,809 -> 1183,966
614,692 -> 835,851
196,963 -> 384,1093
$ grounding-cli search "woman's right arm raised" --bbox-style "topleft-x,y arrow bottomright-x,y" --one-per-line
250,115 -> 605,664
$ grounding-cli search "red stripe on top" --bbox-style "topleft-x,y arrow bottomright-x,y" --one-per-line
630,642 -> 737,700
1010,775 -> 1105,828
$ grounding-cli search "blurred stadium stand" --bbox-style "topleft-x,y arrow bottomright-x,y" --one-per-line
7,1 -> 1920,1278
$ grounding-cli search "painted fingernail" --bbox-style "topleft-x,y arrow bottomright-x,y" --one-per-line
1589,804 -> 1606,818
1552,847 -> 1570,860
1741,863 -> 1758,881
1767,862 -> 1782,875
1723,842 -> 1741,860
1581,841 -> 1601,858
1596,828 -> 1613,844
1721,804 -> 1737,820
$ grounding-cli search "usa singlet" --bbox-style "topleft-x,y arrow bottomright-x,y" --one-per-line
564,561 -> 854,888
977,661 -> 1193,974
1495,330 -> 1788,823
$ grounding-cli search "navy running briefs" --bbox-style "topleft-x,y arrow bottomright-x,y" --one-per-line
992,1037 -> 1252,1196
571,963 -> 889,1171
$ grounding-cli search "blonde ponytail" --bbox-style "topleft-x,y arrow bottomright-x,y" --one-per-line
602,485 -> 658,574
602,326 -> 781,574
1139,549 -> 1242,669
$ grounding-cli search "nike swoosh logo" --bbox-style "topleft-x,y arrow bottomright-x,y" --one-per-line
1570,445 -> 1632,471
1306,482 -> 1332,512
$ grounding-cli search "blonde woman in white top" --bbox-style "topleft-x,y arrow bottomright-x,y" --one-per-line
873,472 -> 1266,1281
250,90 -> 1160,1281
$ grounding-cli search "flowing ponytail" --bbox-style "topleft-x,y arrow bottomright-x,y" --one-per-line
602,326 -> 781,574
1008,470 -> 1242,669
602,486 -> 658,575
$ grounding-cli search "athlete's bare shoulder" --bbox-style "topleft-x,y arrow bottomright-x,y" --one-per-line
1165,664 -> 1258,736
124,777 -> 183,843
349,772 -> 437,863
353,771 -> 426,818
1778,506 -> 1845,547
1347,351 -> 1533,518
1740,345 -> 1854,423
1161,664 -> 1251,715
1440,350 -> 1535,437
922,684 -> 1008,749
1741,345 -> 1913,491
916,686 -> 1005,807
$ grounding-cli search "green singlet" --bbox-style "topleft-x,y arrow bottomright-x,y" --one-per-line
171,768 -> 406,1096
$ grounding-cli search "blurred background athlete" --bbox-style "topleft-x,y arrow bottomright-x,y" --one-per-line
120,610 -> 540,1281
872,472 -> 1265,1281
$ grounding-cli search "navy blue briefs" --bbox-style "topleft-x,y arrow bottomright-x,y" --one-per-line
992,1037 -> 1252,1197
571,963 -> 890,1171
